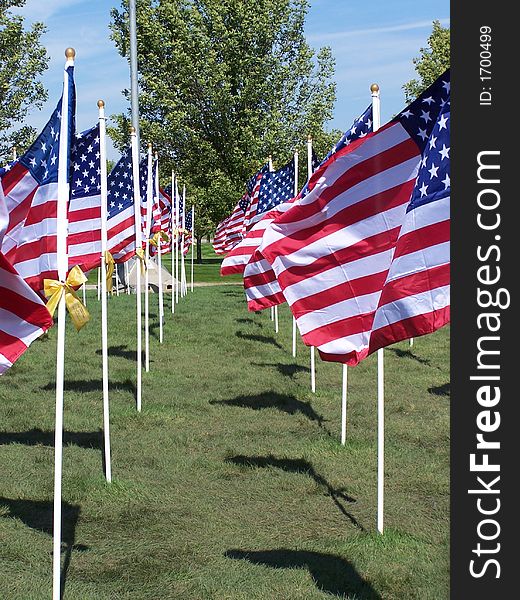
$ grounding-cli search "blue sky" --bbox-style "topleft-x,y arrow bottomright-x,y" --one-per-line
13,0 -> 449,161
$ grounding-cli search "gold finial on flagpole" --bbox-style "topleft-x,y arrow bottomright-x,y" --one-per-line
65,47 -> 76,59
370,83 -> 379,93
97,100 -> 105,108
130,126 -> 136,133
307,134 -> 312,142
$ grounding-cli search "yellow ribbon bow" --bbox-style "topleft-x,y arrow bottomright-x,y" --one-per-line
149,231 -> 170,248
135,248 -> 147,274
43,265 -> 90,331
104,250 -> 115,293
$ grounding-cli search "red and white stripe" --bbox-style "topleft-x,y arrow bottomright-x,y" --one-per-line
0,162 -> 58,292
221,198 -> 294,277
242,175 -> 263,232
212,198 -> 247,256
259,121 -> 423,365
0,185 -> 53,375
369,195 -> 450,354
108,204 -> 136,263
67,192 -> 102,272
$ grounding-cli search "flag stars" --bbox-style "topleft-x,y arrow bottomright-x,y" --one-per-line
419,182 -> 429,197
428,163 -> 439,179
429,135 -> 438,150
422,96 -> 434,105
442,173 -> 450,189
418,128 -> 428,141
438,114 -> 448,130
401,109 -> 413,118
439,144 -> 450,160
420,110 -> 431,123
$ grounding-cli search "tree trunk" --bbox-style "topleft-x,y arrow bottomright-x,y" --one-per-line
196,234 -> 203,263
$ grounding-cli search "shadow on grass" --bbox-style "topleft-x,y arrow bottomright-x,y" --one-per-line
0,428 -> 102,449
95,345 -> 142,362
210,392 -> 325,428
41,379 -> 136,396
236,331 -> 283,350
251,362 -> 310,379
428,382 -> 450,397
388,347 -> 431,366
0,497 -> 87,598
226,455 -> 363,530
236,318 -> 263,328
224,549 -> 380,598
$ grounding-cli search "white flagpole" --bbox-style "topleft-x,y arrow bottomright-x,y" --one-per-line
307,135 -> 316,393
154,153 -> 164,343
371,82 -> 385,534
190,205 -> 194,292
409,337 -> 414,347
341,363 -> 348,445
115,265 -> 120,296
82,280 -> 87,306
170,171 -> 175,313
175,178 -> 179,304
274,305 -> 279,333
52,47 -> 74,600
130,127 -> 142,412
97,267 -> 101,300
181,184 -> 187,296
125,261 -> 130,294
144,144 -> 152,372
292,149 -> 298,357
98,100 -> 112,482
267,156 -> 277,329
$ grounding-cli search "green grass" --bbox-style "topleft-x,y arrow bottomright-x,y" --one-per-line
0,287 -> 449,599
86,242 -> 242,285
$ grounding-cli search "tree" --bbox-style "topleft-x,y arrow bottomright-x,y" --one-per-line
110,0 -> 337,259
0,0 -> 49,161
403,20 -> 450,102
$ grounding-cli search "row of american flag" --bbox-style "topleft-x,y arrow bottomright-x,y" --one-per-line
0,63 -> 193,374
216,71 -> 450,367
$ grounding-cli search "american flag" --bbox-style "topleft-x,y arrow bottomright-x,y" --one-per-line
182,207 -> 193,255
157,187 -> 172,254
1,182 -> 53,375
221,157 -> 295,276
0,65 -> 76,292
212,194 -> 249,255
106,150 -> 136,262
259,71 -> 450,365
245,107 -> 375,310
68,125 -> 102,272
243,161 -> 293,231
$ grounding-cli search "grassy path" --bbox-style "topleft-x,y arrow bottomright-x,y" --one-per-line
0,286 -> 449,599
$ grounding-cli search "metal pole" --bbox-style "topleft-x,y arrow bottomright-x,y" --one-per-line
129,0 -> 140,149
52,47 -> 74,600
308,135 -> 316,393
371,82 -> 385,534
98,100 -> 112,482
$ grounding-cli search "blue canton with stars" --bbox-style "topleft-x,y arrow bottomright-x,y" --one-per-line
17,66 -> 76,186
70,125 -> 101,198
184,209 -> 192,232
107,149 -> 134,220
398,70 -> 450,155
238,194 -> 250,213
407,93 -> 450,213
257,158 -> 295,215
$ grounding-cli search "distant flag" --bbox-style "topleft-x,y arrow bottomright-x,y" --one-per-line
182,208 -> 192,255
221,157 -> 295,276
212,194 -> 249,255
68,125 -> 102,272
245,107 -> 375,310
0,64 -> 76,292
157,187 -> 172,254
259,71 -> 451,365
0,182 -> 53,374
106,150 -> 136,262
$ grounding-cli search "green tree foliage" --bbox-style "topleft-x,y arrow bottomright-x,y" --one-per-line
403,20 -> 450,102
0,0 -> 48,161
110,0 -> 337,243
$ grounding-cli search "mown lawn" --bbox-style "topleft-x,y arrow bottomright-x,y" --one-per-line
0,286 -> 449,599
